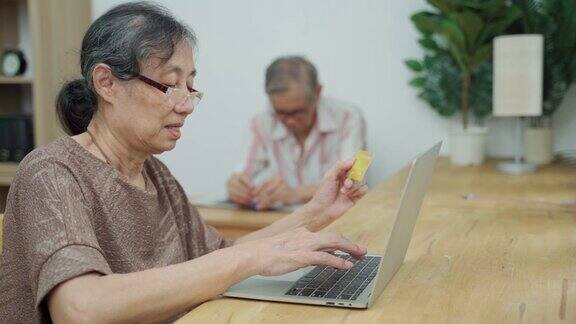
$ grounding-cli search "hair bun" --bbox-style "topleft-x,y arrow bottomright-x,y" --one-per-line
56,78 -> 97,135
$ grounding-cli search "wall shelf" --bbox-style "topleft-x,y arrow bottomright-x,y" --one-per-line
0,76 -> 33,85
0,0 -> 91,211
0,162 -> 19,186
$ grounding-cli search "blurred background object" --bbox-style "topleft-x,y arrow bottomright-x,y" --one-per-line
405,0 -> 521,165
511,0 -> 576,165
405,0 -> 575,167
0,0 -> 91,212
0,114 -> 33,162
1,1 -> 575,212
493,34 -> 543,174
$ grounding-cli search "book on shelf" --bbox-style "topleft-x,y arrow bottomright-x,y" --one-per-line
0,114 -> 33,163
0,118 -> 10,162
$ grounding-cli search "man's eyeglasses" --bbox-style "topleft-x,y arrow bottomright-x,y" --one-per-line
274,108 -> 308,119
137,74 -> 204,107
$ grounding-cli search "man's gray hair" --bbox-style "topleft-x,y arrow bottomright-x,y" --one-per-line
265,56 -> 319,96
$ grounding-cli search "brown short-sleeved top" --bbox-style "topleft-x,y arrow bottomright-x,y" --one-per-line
0,136 -> 231,323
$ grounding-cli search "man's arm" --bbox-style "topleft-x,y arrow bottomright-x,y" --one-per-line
252,177 -> 317,210
228,116 -> 269,205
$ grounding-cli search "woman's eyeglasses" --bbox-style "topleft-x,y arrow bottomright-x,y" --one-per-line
137,74 -> 204,107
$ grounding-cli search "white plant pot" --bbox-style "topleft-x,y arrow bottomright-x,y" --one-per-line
524,127 -> 553,165
449,126 -> 488,166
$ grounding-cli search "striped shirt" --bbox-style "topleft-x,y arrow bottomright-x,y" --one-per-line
240,96 -> 367,188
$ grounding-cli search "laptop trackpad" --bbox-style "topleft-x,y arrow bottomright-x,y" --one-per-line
254,267 -> 312,281
225,267 -> 312,297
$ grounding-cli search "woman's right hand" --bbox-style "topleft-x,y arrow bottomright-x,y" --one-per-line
235,227 -> 367,277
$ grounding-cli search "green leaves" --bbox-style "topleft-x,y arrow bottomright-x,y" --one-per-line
408,0 -> 575,121
426,0 -> 456,15
418,37 -> 441,51
411,12 -> 443,35
439,19 -> 468,71
469,43 -> 493,69
407,0 -> 521,124
555,0 -> 576,81
469,61 -> 493,118
448,10 -> 484,50
406,50 -> 493,119
476,6 -> 522,45
412,0 -> 522,68
514,0 -> 576,115
410,77 -> 426,87
405,60 -> 423,72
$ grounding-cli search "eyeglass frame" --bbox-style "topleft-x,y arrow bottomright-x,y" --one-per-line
136,74 -> 204,106
272,94 -> 319,119
274,108 -> 309,119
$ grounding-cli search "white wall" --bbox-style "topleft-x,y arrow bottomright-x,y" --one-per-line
92,0 -> 576,198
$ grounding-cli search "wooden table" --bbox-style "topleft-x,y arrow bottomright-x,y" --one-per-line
182,158 -> 576,323
197,206 -> 285,238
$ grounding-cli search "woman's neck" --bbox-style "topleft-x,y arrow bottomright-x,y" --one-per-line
83,117 -> 148,186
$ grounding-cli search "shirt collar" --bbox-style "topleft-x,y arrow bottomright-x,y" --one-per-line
316,98 -> 338,134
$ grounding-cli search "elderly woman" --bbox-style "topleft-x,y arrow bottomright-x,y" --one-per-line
0,2 -> 368,324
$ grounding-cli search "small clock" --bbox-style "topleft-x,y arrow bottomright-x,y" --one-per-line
1,49 -> 27,77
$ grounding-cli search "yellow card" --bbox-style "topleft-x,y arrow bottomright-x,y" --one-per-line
347,150 -> 373,182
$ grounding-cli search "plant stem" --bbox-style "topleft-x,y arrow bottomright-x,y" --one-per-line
462,71 -> 471,130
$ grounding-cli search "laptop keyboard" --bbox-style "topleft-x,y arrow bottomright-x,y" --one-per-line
284,255 -> 381,300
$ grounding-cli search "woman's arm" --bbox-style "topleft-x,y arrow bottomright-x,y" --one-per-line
48,228 -> 365,324
48,247 -> 252,324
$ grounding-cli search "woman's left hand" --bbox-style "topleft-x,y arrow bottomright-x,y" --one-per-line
233,160 -> 368,245
306,160 -> 368,230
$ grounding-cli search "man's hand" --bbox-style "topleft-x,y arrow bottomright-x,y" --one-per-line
253,176 -> 297,210
227,173 -> 254,206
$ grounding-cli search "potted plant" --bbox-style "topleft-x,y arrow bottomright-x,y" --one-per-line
405,0 -> 521,165
512,0 -> 576,165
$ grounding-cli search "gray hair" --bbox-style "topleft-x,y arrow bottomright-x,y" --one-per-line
56,1 -> 196,135
265,56 -> 319,97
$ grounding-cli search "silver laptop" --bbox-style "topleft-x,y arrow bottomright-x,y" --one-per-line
224,142 -> 442,308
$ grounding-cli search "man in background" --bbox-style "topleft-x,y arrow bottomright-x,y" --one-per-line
227,56 -> 366,210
